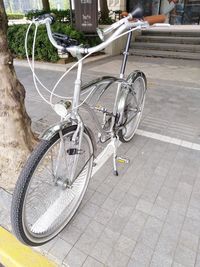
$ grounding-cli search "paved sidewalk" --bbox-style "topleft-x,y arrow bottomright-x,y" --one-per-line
1,55 -> 200,266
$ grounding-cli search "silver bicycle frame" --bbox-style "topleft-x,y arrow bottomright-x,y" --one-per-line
40,16 -> 149,181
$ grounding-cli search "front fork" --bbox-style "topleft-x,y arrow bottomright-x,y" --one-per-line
54,116 -> 84,189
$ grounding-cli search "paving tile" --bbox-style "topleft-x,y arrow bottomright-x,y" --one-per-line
155,237 -> 177,257
150,252 -> 173,267
150,204 -> 168,221
138,217 -> 163,249
170,202 -> 188,216
109,187 -> 126,202
48,238 -> 72,263
63,247 -> 87,267
135,199 -> 153,214
75,232 -> 98,254
166,210 -> 185,230
107,213 -> 127,233
119,193 -> 138,209
122,220 -> 144,242
96,182 -> 114,196
89,191 -> 107,206
88,178 -> 102,191
105,248 -> 130,267
178,230 -> 199,252
174,245 -> 196,267
114,180 -> 133,193
128,183 -> 146,198
160,223 -> 181,243
127,259 -> 149,267
60,225 -> 82,245
40,236 -> 58,255
84,220 -> 104,239
94,207 -> 113,225
101,197 -> 120,211
172,262 -> 186,267
81,202 -> 100,218
129,210 -> 148,224
155,186 -> 176,209
131,241 -> 154,266
195,253 -> 200,267
82,256 -> 104,267
114,234 -> 136,257
182,217 -> 200,236
81,189 -> 95,205
99,227 -> 120,247
173,182 -> 193,206
71,212 -> 91,231
90,240 -> 112,264
186,206 -> 200,221
142,189 -> 159,203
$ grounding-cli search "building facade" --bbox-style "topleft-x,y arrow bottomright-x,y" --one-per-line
108,0 -> 200,25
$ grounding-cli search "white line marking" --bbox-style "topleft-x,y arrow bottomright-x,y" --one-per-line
136,129 -> 200,151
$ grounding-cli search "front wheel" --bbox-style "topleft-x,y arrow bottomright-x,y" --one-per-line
118,71 -> 147,143
11,125 -> 94,246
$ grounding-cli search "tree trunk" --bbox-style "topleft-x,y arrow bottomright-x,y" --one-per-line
42,0 -> 50,11
0,0 -> 36,191
100,0 -> 109,21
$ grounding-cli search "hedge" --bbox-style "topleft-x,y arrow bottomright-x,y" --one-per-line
25,9 -> 71,23
8,22 -> 100,62
7,13 -> 24,20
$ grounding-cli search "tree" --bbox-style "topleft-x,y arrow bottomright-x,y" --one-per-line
42,0 -> 50,11
100,0 -> 109,21
0,0 -> 36,190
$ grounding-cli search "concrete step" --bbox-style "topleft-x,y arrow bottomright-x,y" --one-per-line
135,35 -> 200,45
131,42 -> 200,53
142,29 -> 200,37
129,49 -> 200,60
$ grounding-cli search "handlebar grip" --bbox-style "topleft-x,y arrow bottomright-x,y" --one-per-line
130,7 -> 144,19
144,15 -> 166,25
36,13 -> 56,24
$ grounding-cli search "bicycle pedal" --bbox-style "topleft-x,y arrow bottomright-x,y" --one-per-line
116,157 -> 130,164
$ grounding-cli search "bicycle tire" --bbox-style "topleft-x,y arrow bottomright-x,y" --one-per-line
11,125 -> 94,246
118,71 -> 146,143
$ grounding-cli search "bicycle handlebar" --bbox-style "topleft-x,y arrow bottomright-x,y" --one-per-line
34,10 -> 167,57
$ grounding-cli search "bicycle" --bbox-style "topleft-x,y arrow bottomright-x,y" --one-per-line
11,8 -> 166,246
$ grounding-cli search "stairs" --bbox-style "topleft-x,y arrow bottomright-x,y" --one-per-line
130,26 -> 200,60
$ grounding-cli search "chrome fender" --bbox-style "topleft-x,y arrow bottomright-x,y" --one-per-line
116,70 -> 147,126
40,121 -> 71,141
40,122 -> 97,158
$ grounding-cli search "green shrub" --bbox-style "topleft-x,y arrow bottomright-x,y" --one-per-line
7,13 -> 24,20
26,9 -> 71,23
7,22 -> 100,62
99,16 -> 115,25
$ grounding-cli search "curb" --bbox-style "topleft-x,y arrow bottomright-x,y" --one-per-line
14,54 -> 110,72
0,227 -> 57,267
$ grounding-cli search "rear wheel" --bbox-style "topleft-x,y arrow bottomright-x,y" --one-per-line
11,125 -> 94,246
118,71 -> 146,143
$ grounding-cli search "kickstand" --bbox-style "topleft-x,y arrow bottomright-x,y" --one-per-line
112,137 -> 119,176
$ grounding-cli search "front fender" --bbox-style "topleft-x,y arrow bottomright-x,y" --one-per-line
40,121 -> 72,141
40,122 -> 97,158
